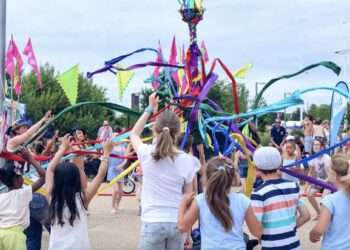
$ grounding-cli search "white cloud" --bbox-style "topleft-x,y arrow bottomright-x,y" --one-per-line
6,0 -> 350,109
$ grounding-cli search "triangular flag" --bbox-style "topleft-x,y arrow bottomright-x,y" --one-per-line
117,64 -> 135,101
169,36 -> 177,65
152,41 -> 163,89
233,63 -> 253,79
57,65 -> 79,105
200,41 -> 209,64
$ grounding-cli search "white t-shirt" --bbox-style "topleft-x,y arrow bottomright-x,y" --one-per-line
137,144 -> 200,223
49,195 -> 90,250
309,154 -> 331,180
0,185 -> 32,229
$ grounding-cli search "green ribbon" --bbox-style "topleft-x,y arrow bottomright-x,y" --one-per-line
17,102 -> 141,151
253,61 -> 341,109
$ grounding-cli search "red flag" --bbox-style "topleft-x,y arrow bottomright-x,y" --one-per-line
152,41 -> 163,89
23,38 -> 42,88
168,36 -> 177,65
200,40 -> 209,63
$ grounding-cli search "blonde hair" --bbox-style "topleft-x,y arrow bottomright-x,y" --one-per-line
331,153 -> 350,195
152,110 -> 180,161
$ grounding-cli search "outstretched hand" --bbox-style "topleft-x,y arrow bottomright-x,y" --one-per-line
148,93 -> 160,112
60,134 -> 72,151
103,140 -> 114,155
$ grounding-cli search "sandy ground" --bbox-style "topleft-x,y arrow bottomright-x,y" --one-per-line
42,193 -> 321,250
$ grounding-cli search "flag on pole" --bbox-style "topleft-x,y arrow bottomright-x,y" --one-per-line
169,36 -> 177,65
5,37 -> 23,95
57,65 -> 79,105
330,81 -> 349,146
23,38 -> 42,88
117,64 -> 135,101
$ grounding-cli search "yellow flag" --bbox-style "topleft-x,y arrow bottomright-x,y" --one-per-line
233,63 -> 253,79
117,64 -> 135,101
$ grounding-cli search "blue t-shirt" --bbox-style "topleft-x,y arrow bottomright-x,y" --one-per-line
321,191 -> 350,250
270,126 -> 287,146
195,192 -> 250,250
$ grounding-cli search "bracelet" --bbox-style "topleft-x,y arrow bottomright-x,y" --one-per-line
100,156 -> 109,162
145,106 -> 154,114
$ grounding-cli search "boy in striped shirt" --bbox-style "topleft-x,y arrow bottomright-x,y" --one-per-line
251,147 -> 310,250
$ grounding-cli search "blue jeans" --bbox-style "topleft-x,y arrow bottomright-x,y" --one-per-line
24,217 -> 42,250
140,222 -> 184,250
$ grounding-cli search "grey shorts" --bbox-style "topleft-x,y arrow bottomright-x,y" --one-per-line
139,222 -> 185,250
304,136 -> 314,153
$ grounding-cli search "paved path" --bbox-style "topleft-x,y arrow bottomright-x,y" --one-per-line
42,195 -> 321,250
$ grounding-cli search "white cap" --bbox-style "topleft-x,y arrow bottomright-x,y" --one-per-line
253,147 -> 282,170
286,135 -> 295,141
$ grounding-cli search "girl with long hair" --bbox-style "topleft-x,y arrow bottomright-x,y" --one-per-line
46,135 -> 113,250
310,153 -> 350,249
177,157 -> 262,250
130,93 -> 199,250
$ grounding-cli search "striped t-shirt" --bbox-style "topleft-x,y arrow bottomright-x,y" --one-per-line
251,178 -> 301,250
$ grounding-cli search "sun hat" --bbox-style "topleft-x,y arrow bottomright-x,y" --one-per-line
253,146 -> 281,170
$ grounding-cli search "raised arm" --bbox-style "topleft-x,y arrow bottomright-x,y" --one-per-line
45,134 -> 71,196
21,149 -> 46,192
8,111 -> 52,150
130,93 -> 159,152
84,140 -> 114,206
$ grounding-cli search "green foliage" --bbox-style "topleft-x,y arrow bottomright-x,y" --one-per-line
207,80 -> 249,113
20,64 -> 119,138
307,104 -> 331,121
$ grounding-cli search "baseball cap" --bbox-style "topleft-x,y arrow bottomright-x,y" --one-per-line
286,135 -> 295,141
253,146 -> 281,170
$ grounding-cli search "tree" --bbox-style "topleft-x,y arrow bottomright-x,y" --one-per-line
207,80 -> 249,113
307,104 -> 331,121
20,64 -> 121,138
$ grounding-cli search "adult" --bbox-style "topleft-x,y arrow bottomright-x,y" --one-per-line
130,93 -> 199,250
6,111 -> 52,152
97,120 -> 113,142
270,118 -> 287,149
303,114 -> 314,155
321,120 -> 330,143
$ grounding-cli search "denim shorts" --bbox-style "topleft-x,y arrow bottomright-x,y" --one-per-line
139,222 -> 185,250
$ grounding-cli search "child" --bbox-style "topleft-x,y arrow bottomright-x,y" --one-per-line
310,153 -> 350,249
178,157 -> 262,250
282,140 -> 301,183
307,138 -> 331,218
234,150 -> 250,193
46,135 -> 113,250
130,94 -> 199,250
251,147 -> 310,250
0,150 -> 46,250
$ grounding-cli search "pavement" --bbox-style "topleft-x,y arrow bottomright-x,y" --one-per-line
42,193 -> 321,250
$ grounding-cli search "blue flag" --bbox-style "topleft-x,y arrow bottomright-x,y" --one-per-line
330,81 -> 349,146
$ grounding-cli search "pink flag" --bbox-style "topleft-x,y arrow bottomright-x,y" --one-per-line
200,40 -> 209,63
168,36 -> 177,65
152,41 -> 163,89
5,37 -> 23,95
181,44 -> 186,64
5,39 -> 15,80
23,38 -> 42,88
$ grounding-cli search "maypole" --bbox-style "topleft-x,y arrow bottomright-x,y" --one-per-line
0,0 -> 6,152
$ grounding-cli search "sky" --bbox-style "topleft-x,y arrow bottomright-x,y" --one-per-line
6,0 -> 350,111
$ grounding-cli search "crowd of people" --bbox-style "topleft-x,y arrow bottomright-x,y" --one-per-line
0,94 -> 350,250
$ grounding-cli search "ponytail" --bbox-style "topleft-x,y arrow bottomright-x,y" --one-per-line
205,157 -> 236,231
152,110 -> 180,161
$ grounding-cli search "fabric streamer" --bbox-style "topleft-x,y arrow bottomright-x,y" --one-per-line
253,61 -> 341,109
22,38 -> 42,88
233,63 -> 253,79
